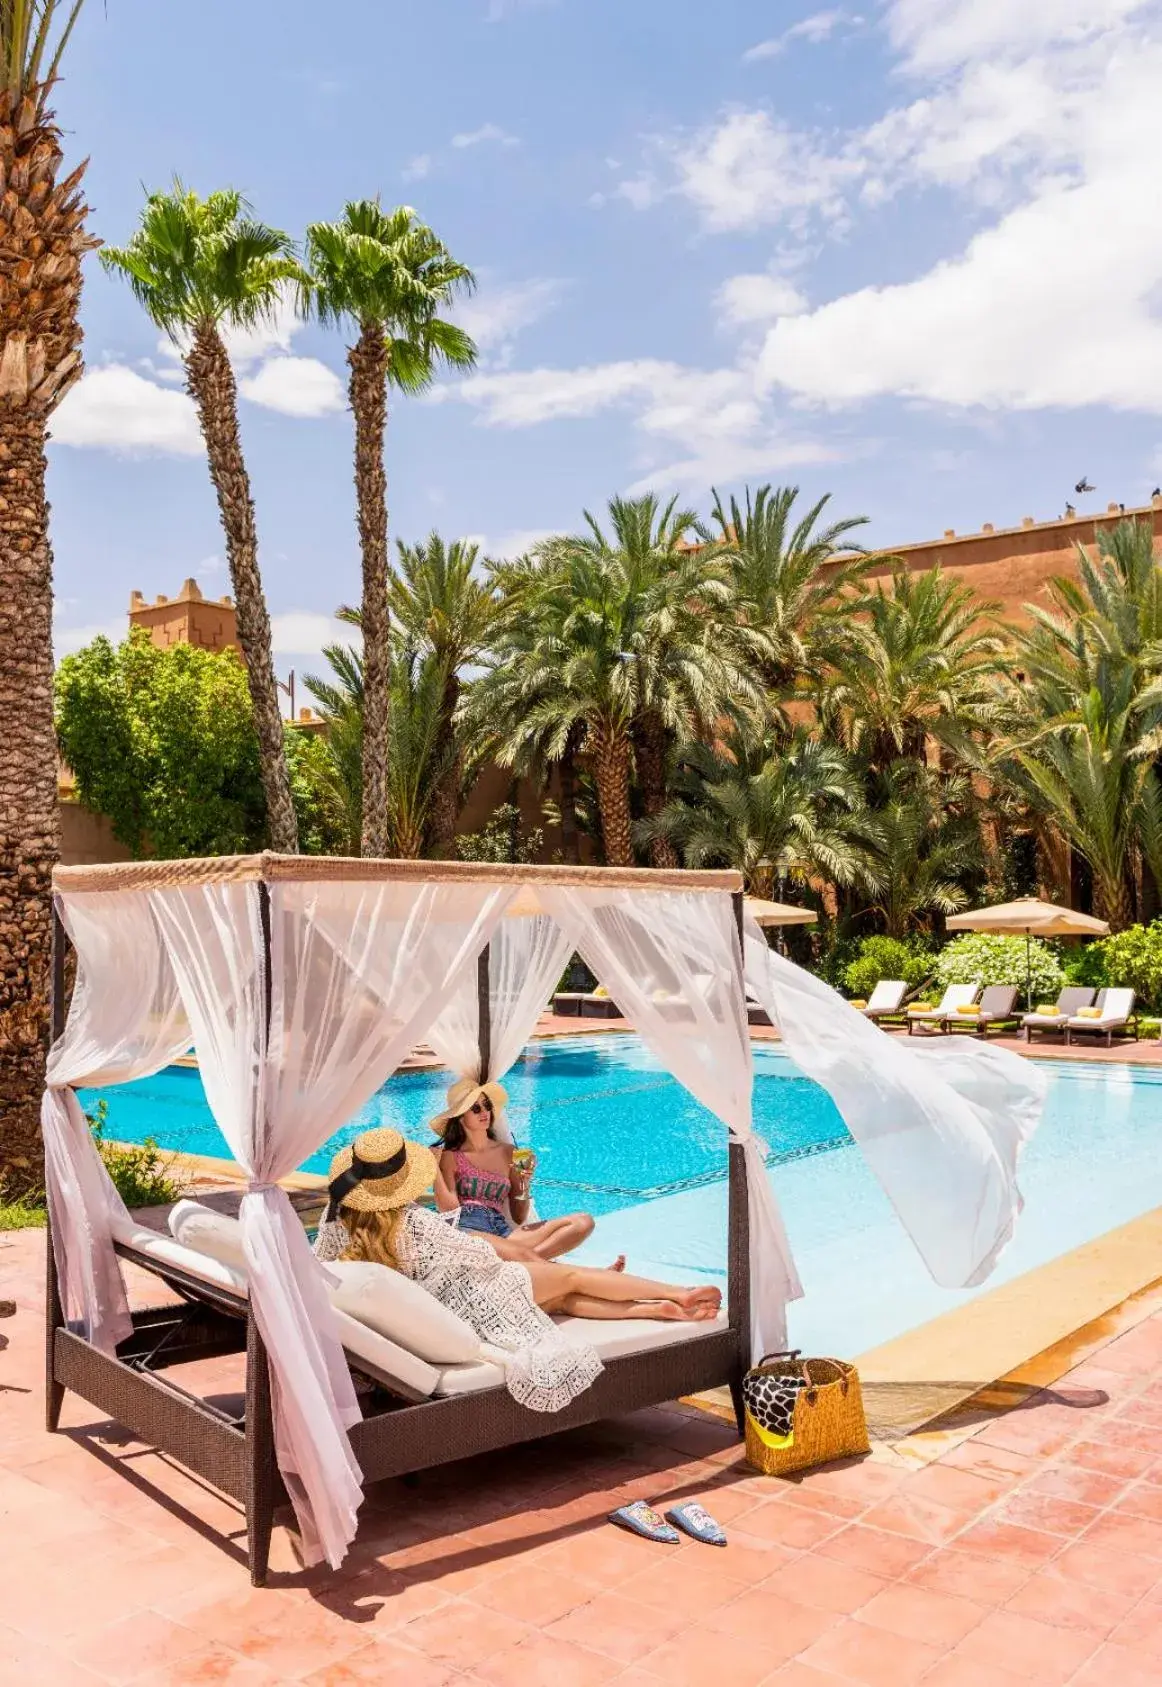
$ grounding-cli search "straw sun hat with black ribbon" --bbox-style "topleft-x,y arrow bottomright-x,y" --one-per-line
313,1126 -> 436,1261
428,1076 -> 509,1139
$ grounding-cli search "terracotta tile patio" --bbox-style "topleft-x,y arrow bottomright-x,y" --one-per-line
9,1231 -> 1162,1682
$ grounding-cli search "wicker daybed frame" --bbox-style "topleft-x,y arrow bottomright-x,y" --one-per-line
45,857 -> 752,1585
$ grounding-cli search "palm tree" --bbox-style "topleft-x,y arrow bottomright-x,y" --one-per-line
821,566 -> 1006,769
101,185 -> 300,851
0,0 -> 92,1192
390,532 -> 496,856
643,724 -> 869,896
697,483 -> 869,691
467,495 -> 750,866
302,202 -> 476,857
854,762 -> 982,937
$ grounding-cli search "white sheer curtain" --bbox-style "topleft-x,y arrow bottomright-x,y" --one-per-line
427,910 -> 573,1138
538,886 -> 798,1357
147,875 -> 516,1570
44,890 -> 192,1353
744,924 -> 1046,1290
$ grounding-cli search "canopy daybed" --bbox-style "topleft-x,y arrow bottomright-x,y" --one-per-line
42,852 -> 1045,1585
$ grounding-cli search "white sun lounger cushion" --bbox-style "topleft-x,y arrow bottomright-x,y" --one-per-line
168,1200 -> 483,1365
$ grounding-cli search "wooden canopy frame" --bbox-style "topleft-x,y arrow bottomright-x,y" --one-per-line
45,857 -> 751,1585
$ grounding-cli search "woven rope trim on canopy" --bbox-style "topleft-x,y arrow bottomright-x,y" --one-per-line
53,852 -> 743,897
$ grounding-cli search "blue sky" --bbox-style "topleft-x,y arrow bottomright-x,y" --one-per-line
50,0 -> 1162,670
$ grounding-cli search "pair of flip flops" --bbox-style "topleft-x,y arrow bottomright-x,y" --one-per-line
610,1499 -> 726,1546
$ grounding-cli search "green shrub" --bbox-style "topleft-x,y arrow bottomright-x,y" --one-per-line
0,1190 -> 47,1230
843,935 -> 936,1001
933,932 -> 1065,999
1071,922 -> 1162,1011
88,1100 -> 187,1209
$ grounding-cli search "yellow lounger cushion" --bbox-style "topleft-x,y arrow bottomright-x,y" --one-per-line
908,1003 -> 935,1014
951,1006 -> 981,1016
849,999 -> 868,1010
1034,1004 -> 1058,1017
1075,1006 -> 1103,1019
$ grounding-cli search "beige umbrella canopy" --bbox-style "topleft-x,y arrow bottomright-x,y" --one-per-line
745,896 -> 817,928
945,897 -> 1109,1007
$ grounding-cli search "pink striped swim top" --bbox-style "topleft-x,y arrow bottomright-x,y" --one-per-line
453,1149 -> 510,1212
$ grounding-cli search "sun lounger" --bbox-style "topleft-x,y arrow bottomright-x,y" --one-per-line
945,984 -> 1019,1036
1021,986 -> 1096,1041
906,983 -> 980,1034
1064,987 -> 1137,1047
552,991 -> 622,1019
860,980 -> 907,1021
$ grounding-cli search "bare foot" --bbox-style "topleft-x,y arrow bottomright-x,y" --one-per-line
648,1299 -> 701,1321
675,1286 -> 722,1314
608,1255 -> 626,1272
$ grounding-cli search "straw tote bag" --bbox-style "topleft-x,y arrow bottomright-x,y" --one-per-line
743,1349 -> 870,1476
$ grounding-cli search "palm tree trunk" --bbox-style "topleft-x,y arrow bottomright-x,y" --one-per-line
634,712 -> 678,869
349,324 -> 390,858
1094,872 -> 1133,932
589,725 -> 634,866
426,671 -> 461,857
0,415 -> 59,1194
185,322 -> 298,853
0,87 -> 97,1193
558,730 -> 582,865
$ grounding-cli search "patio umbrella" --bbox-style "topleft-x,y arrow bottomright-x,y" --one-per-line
945,897 -> 1109,1009
744,896 -> 817,927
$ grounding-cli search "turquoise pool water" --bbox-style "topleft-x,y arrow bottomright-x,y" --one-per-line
82,1037 -> 1162,1356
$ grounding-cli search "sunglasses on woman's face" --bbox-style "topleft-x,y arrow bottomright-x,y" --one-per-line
467,1098 -> 491,1116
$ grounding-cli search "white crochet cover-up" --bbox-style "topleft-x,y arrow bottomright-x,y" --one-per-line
323,1204 -> 603,1413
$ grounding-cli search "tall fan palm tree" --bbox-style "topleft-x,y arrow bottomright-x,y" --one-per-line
643,724 -> 869,896
0,0 -> 92,1191
302,202 -> 476,856
390,532 -> 496,855
467,495 -> 750,866
101,185 -> 300,851
697,483 -> 869,691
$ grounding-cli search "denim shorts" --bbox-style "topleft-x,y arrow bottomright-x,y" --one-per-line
457,1203 -> 512,1239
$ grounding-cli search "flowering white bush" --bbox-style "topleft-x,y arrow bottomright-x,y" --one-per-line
933,932 -> 1065,1001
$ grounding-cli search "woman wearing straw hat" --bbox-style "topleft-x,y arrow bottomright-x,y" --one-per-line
429,1077 -> 618,1268
314,1127 -> 721,1413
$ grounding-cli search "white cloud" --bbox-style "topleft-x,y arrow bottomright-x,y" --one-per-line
485,527 -> 559,559
271,612 -> 356,660
52,365 -> 204,457
743,9 -> 850,60
239,356 -> 345,417
54,618 -> 125,658
455,278 -> 565,367
220,293 -> 301,370
886,0 -> 1150,72
403,153 -> 432,181
664,111 -> 861,233
615,176 -> 660,211
717,273 -> 808,327
452,123 -> 519,149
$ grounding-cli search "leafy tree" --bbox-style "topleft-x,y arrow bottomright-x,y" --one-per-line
302,202 -> 476,855
1063,921 -> 1162,1009
854,761 -> 983,937
456,803 -> 546,865
697,483 -> 869,691
55,632 -> 267,858
643,724 -> 868,896
0,0 -> 94,1191
842,935 -> 936,1001
101,185 -> 300,850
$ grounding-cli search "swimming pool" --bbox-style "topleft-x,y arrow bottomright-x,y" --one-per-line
82,1036 -> 1162,1357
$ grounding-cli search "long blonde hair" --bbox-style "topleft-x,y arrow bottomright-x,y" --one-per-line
339,1205 -> 407,1269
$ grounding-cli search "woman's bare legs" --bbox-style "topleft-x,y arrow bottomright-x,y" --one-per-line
559,1291 -> 717,1323
512,1255 -> 721,1318
520,1213 -> 625,1270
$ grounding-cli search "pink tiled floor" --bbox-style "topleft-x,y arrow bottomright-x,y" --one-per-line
8,1232 -> 1162,1683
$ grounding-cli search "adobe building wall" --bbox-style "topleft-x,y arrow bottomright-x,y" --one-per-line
861,496 -> 1162,622
128,578 -> 239,653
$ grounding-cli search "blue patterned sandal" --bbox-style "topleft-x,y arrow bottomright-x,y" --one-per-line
609,1501 -> 681,1544
665,1503 -> 727,1546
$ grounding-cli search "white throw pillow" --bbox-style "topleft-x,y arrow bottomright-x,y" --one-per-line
326,1260 -> 481,1365
168,1200 -> 481,1366
169,1199 -> 248,1271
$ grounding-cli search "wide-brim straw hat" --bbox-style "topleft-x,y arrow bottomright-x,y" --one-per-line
429,1076 -> 510,1139
323,1126 -> 436,1218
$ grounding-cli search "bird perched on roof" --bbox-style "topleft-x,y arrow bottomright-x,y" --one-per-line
1152,486 -> 1161,499
1075,478 -> 1095,494
1065,503 -> 1076,517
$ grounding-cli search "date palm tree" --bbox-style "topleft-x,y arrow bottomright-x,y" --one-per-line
390,533 -> 497,856
101,185 -> 300,851
696,483 -> 869,692
0,0 -> 93,1193
301,202 -> 476,857
854,762 -> 982,938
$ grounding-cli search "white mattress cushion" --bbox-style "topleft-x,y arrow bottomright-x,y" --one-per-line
326,1260 -> 481,1365
168,1201 -> 481,1365
120,1216 -> 440,1399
